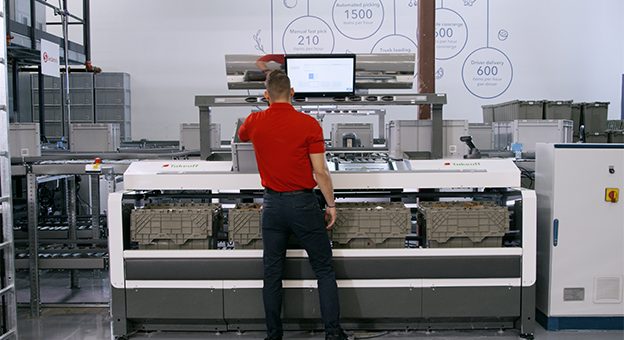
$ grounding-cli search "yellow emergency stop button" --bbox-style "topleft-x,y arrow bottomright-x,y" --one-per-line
605,188 -> 619,203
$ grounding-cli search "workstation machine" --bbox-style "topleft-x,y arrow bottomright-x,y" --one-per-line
109,158 -> 536,339
109,54 -> 537,339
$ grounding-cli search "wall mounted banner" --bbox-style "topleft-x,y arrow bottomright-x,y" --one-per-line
40,39 -> 60,78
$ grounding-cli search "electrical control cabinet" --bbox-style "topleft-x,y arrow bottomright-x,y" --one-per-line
535,144 -> 624,330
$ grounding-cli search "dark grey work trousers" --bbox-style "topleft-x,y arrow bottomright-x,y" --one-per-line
262,190 -> 341,339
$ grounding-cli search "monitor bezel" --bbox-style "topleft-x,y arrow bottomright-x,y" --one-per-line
284,54 -> 356,98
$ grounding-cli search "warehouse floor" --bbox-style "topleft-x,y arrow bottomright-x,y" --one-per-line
16,270 -> 109,305
16,309 -> 624,340
15,271 -> 624,340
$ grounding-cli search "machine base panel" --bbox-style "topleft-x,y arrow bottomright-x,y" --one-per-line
536,310 -> 624,331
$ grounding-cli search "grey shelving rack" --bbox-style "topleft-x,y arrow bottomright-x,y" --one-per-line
32,73 -> 96,138
1,0 -> 19,337
95,72 -> 131,141
66,73 -> 95,123
31,74 -> 65,138
29,72 -> 132,141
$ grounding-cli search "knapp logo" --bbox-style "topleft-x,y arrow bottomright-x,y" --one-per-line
162,163 -> 199,169
42,52 -> 58,64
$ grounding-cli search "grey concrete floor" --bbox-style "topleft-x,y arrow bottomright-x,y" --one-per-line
16,308 -> 624,340
15,271 -> 624,340
16,269 -> 110,304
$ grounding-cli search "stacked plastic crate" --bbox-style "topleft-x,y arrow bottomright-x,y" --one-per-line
94,73 -> 131,141
417,201 -> 509,248
179,123 -> 221,151
488,101 -> 572,153
232,118 -> 258,172
130,203 -> 222,249
583,102 -> 609,143
607,120 -> 624,143
228,203 -> 263,249
491,120 -> 573,153
331,202 -> 410,248
387,120 -> 469,159
490,100 -> 544,122
483,100 -> 618,144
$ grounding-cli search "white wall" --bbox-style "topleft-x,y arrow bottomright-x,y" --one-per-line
89,0 -> 624,140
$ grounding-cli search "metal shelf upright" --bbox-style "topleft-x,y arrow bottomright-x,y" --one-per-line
0,0 -> 19,337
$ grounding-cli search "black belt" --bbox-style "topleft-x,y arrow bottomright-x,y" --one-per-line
265,188 -> 314,195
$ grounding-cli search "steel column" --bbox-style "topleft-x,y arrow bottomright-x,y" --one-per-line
378,110 -> 385,141
29,0 -> 36,49
37,66 -> 45,139
60,0 -> 71,144
5,0 -> 10,47
417,0 -> 436,120
10,61 -> 18,122
26,172 -> 40,317
90,174 -> 100,240
103,167 -> 116,193
199,106 -> 212,160
431,103 -> 444,159
82,0 -> 91,62
64,176 -> 79,288
65,177 -> 77,242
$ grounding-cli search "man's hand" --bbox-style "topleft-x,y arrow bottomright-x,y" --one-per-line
325,206 -> 337,230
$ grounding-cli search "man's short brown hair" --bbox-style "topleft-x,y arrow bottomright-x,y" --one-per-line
266,70 -> 291,100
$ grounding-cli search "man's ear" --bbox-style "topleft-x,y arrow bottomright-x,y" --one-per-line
264,90 -> 270,102
290,88 -> 295,98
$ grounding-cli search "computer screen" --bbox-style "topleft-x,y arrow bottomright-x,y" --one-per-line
285,54 -> 356,98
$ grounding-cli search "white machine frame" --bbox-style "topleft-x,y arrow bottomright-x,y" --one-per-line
109,158 -> 537,339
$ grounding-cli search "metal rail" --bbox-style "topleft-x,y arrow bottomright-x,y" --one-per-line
26,172 -> 40,317
34,0 -> 84,22
15,257 -> 106,270
195,93 -> 446,160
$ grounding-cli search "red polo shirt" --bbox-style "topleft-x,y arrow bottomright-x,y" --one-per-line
238,103 -> 325,192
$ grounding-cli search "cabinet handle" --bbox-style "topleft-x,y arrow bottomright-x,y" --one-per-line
553,219 -> 559,247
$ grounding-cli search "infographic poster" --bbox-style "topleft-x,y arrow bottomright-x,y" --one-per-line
250,0 -> 514,100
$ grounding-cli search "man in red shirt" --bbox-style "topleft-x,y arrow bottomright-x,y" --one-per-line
239,70 -> 347,340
